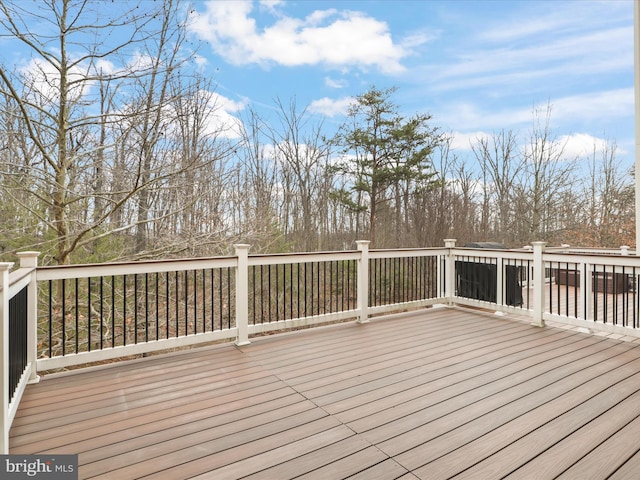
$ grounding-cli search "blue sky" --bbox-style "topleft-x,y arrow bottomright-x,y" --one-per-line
188,0 -> 634,167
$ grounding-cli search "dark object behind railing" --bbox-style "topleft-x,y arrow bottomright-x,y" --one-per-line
455,256 -> 526,308
456,256 -> 498,302
456,242 -> 524,308
9,286 -> 28,403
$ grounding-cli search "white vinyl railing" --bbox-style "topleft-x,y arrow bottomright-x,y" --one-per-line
3,239 -> 640,453
0,252 -> 39,454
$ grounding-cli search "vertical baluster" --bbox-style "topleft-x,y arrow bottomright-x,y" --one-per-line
75,278 -> 79,353
330,260 -> 334,313
340,260 -> 344,312
165,272 -> 170,339
275,264 -> 279,321
175,271 -> 179,337
268,265 -> 272,323
290,263 -> 294,319
123,274 -> 127,346
259,265 -> 264,323
61,279 -> 66,356
184,271 -> 188,335
250,265 -> 255,325
111,276 -> 116,347
304,262 -> 309,318
218,269 -> 223,330
134,274 -> 138,344
155,272 -> 159,340
193,270 -> 198,334
316,262 -> 320,316
296,263 -> 300,319
227,267 -> 231,330
100,276 -> 104,349
144,273 -> 151,341
212,268 -> 217,331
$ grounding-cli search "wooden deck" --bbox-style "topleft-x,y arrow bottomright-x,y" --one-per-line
10,306 -> 640,479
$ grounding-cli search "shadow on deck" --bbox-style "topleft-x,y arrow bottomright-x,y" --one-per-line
10,306 -> 640,479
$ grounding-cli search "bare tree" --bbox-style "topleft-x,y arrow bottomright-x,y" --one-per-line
233,108 -> 283,250
0,0 -> 234,263
521,104 -> 575,243
574,139 -> 635,247
471,130 -> 523,244
267,97 -> 331,251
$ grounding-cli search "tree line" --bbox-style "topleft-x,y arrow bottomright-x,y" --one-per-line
0,0 -> 634,266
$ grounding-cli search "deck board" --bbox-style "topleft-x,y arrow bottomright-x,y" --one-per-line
396,350 -> 640,479
503,388 -> 640,478
10,306 -> 640,479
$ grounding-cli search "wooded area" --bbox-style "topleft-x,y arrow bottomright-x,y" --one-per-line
0,0 -> 635,266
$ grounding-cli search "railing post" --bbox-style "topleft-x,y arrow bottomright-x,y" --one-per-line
532,242 -> 546,327
0,262 -> 14,454
234,244 -> 251,346
17,252 -> 40,383
356,240 -> 370,323
496,257 -> 504,306
444,239 -> 456,305
581,260 -> 591,322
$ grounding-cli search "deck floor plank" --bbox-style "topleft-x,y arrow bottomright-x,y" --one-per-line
16,353 -> 261,411
419,365 -> 640,479
344,459 -> 413,480
404,357 -> 640,478
357,337 -> 629,448
82,407 -> 335,478
239,435 -> 382,479
328,334 -> 612,426
301,326 -> 569,405
139,424 -> 354,480
292,324 -> 550,394
607,450 -> 640,479
80,396 -> 318,473
503,389 -> 640,479
10,377 -> 288,450
10,306 -> 640,479
554,411 -> 640,479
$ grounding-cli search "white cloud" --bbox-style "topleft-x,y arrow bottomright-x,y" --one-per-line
426,25 -> 631,95
204,92 -> 247,139
448,131 -> 490,152
308,96 -> 353,117
192,53 -> 208,68
400,30 -> 438,49
450,131 -> 616,165
94,59 -> 116,76
19,58 -> 97,103
436,87 -> 632,134
259,0 -> 284,11
419,0 -> 631,99
190,1 -> 408,74
154,90 -> 246,140
558,133 -> 616,161
480,1 -> 630,44
209,92 -> 246,113
437,102 -> 532,132
324,76 -> 347,89
551,89 -> 633,123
